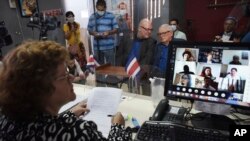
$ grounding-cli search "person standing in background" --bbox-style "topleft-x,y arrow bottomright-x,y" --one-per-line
214,16 -> 240,42
63,11 -> 81,55
88,0 -> 118,65
125,18 -> 157,95
169,18 -> 187,40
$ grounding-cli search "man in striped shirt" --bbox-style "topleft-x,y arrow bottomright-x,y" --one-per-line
88,0 -> 118,65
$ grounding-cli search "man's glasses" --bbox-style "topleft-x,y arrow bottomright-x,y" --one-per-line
140,26 -> 153,32
157,31 -> 170,36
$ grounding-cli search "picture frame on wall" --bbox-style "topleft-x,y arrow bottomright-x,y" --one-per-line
241,51 -> 249,60
9,0 -> 17,8
18,0 -> 39,17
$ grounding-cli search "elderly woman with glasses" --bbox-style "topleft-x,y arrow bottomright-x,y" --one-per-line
0,40 -> 131,140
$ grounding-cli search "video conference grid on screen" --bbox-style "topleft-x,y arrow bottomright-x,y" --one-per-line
166,44 -> 250,108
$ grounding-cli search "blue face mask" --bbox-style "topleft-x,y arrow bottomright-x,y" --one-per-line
97,10 -> 105,16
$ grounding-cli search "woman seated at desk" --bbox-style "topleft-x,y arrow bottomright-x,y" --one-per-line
0,40 -> 131,140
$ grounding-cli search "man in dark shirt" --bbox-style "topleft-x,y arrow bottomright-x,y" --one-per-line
116,18 -> 157,95
214,16 -> 239,42
116,18 -> 156,67
151,24 -> 174,78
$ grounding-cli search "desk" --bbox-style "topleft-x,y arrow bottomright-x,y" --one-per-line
68,84 -> 250,139
95,64 -> 129,88
96,64 -> 128,77
118,92 -> 155,126
70,83 -> 155,126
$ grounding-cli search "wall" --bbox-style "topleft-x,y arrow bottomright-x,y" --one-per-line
134,0 -> 170,39
169,0 -> 185,32
0,0 -> 65,56
185,0 -> 249,41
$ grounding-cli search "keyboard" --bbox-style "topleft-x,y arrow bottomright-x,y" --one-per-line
134,121 -> 229,141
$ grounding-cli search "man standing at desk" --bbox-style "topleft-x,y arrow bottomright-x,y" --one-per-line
116,18 -> 157,95
88,0 -> 118,65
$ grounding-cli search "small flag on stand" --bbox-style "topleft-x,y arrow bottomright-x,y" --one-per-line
86,55 -> 100,74
125,53 -> 141,94
125,53 -> 141,79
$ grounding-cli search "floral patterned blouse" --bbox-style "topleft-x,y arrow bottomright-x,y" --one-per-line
0,112 -> 132,141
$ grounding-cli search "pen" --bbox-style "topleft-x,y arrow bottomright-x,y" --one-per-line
107,114 -> 129,121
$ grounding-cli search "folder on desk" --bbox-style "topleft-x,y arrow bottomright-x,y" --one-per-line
83,87 -> 122,138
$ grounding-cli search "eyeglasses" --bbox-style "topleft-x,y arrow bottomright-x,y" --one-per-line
140,26 -> 153,32
157,31 -> 171,36
55,71 -> 73,81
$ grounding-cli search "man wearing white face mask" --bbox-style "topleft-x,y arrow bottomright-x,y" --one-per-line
169,18 -> 187,41
88,0 -> 118,65
63,11 -> 81,55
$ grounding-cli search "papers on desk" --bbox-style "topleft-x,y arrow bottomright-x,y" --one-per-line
83,87 -> 122,138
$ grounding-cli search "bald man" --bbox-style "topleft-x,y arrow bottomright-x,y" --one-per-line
116,18 -> 157,95
151,24 -> 173,77
116,18 -> 156,66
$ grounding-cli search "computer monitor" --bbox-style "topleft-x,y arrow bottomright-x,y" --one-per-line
164,41 -> 250,130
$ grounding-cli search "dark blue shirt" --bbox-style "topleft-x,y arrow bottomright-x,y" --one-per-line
128,39 -> 142,59
153,43 -> 169,73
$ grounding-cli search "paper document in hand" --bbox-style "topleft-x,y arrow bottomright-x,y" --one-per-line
83,87 -> 122,138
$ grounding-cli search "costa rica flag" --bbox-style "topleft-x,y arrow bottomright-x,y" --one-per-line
86,55 -> 100,74
125,53 -> 141,79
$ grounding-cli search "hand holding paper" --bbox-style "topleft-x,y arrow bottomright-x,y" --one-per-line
83,87 -> 122,138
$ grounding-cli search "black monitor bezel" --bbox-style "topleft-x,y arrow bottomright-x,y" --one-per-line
164,41 -> 250,109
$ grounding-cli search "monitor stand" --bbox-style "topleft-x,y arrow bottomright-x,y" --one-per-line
191,101 -> 236,131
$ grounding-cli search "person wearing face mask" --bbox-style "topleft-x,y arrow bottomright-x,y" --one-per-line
63,11 -> 81,55
169,18 -> 187,41
116,1 -> 131,49
87,0 -> 118,65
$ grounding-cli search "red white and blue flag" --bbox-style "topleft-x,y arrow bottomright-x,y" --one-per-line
125,53 -> 141,79
86,55 -> 100,74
